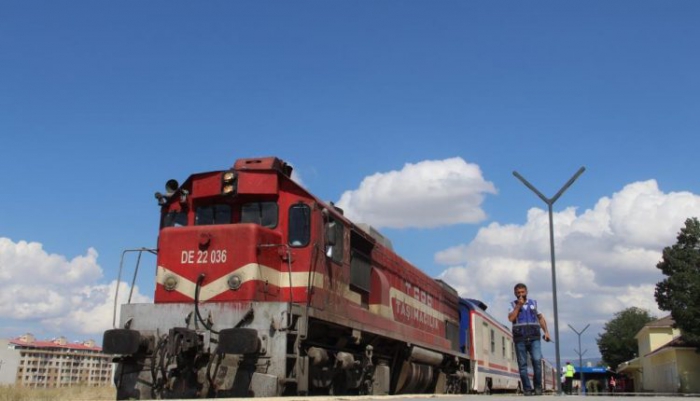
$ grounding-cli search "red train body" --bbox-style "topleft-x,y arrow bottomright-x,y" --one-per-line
103,156 -> 476,398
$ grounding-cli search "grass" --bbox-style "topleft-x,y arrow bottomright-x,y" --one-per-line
0,386 -> 115,401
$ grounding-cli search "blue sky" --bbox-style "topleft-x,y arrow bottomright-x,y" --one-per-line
2,1 -> 699,363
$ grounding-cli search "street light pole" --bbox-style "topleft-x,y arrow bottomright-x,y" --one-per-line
569,323 -> 590,395
513,166 -> 585,395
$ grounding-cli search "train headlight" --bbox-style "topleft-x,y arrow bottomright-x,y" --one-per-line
221,170 -> 237,196
163,275 -> 178,291
227,274 -> 242,290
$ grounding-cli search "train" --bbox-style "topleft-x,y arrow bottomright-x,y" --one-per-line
102,156 -> 553,399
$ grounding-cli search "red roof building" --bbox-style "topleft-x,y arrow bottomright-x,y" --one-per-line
1,333 -> 113,388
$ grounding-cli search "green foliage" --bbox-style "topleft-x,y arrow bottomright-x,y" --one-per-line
655,217 -> 700,348
596,307 -> 655,370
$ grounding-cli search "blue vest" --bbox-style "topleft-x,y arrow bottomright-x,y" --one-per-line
511,299 -> 541,341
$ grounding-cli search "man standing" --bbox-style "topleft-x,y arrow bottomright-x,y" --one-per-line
508,283 -> 551,396
565,362 -> 576,394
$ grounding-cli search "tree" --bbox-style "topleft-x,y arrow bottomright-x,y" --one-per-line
597,307 -> 655,370
655,217 -> 700,348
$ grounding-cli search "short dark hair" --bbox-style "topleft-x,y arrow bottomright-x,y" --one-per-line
514,283 -> 527,292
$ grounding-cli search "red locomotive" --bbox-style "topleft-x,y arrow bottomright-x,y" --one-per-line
103,156 -> 472,399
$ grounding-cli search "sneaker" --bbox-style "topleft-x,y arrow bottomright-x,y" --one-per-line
535,388 -> 543,395
524,390 -> 535,396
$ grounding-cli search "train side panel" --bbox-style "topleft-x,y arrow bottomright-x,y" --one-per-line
460,299 -> 520,393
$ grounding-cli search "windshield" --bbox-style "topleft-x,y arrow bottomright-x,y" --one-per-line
196,204 -> 231,225
241,202 -> 278,228
162,202 -> 278,229
162,210 -> 188,228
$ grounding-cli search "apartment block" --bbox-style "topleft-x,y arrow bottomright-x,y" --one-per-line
0,333 -> 113,388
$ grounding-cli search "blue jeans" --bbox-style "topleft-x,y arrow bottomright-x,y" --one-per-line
515,339 -> 542,391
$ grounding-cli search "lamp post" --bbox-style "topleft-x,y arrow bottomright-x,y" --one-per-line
569,323 -> 590,395
513,167 -> 585,395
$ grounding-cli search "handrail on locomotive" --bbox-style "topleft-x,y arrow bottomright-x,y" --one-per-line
111,248 -> 157,328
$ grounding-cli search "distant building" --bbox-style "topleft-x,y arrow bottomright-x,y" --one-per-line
617,315 -> 700,393
0,333 -> 113,388
0,339 -> 21,385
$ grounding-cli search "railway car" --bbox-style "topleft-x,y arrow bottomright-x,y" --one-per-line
102,156 -> 471,399
459,298 -> 519,393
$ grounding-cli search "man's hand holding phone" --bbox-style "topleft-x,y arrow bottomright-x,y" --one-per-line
517,295 -> 527,306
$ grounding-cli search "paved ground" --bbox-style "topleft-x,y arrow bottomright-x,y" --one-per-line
301,396 -> 694,401
159,394 -> 698,401
211,395 -> 697,401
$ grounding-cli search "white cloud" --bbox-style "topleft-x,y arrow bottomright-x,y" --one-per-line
0,238 -> 150,337
336,157 -> 497,229
435,179 -> 700,357
0,239 -> 101,284
42,281 -> 150,335
1,285 -> 70,319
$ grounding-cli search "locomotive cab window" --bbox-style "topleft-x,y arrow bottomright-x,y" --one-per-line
162,210 -> 188,228
350,230 -> 373,294
241,201 -> 278,228
288,203 -> 310,247
325,217 -> 344,264
195,204 -> 231,225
